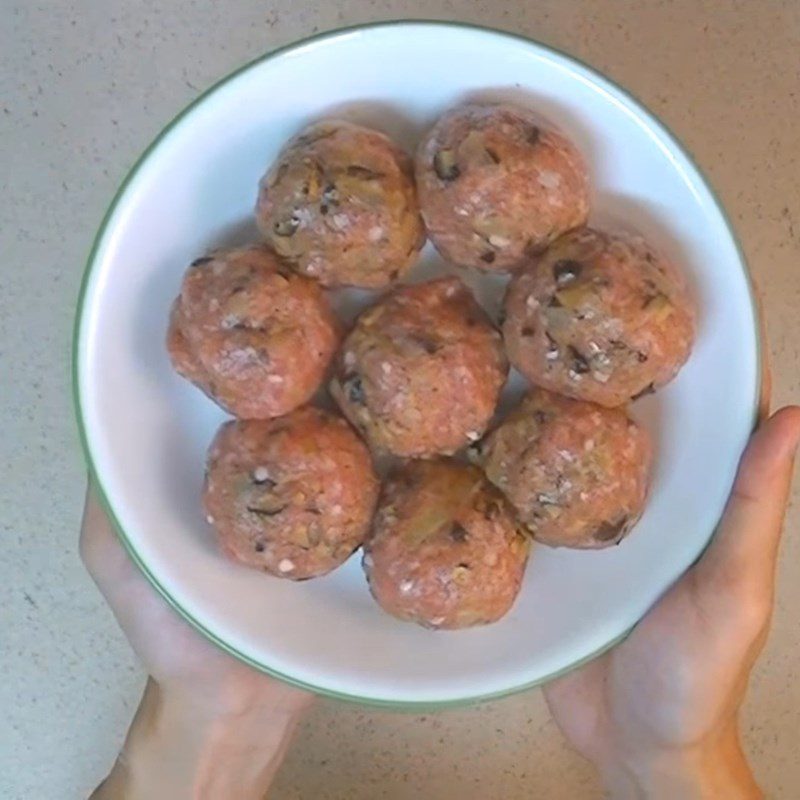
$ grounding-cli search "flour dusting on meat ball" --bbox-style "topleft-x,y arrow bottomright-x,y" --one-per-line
167,246 -> 340,419
203,408 -> 379,579
364,460 -> 530,629
256,119 -> 425,289
416,102 -> 589,272
503,227 -> 695,407
473,388 -> 652,549
330,277 -> 508,458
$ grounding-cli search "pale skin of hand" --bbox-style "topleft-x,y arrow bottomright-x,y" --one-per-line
544,407 -> 800,799
82,408 -> 800,799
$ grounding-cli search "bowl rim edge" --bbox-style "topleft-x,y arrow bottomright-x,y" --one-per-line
71,18 -> 763,709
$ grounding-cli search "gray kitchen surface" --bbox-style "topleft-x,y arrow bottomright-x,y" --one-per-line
2,1 -> 799,797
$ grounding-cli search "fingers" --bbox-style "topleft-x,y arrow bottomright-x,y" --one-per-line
80,483 -> 135,598
694,407 -> 800,604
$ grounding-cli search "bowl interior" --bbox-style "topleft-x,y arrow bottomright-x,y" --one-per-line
76,22 -> 759,705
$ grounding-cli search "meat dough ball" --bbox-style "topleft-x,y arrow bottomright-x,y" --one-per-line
416,102 -> 589,271
503,227 -> 695,406
330,277 -> 508,458
256,119 -> 425,288
203,407 -> 379,579
167,246 -> 340,419
474,389 -> 652,549
364,459 -> 530,629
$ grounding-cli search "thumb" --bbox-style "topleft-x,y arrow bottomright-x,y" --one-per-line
694,406 -> 800,601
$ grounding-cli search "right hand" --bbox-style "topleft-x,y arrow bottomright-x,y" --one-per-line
544,407 -> 800,799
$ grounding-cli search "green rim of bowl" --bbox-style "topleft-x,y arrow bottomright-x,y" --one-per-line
72,19 -> 762,710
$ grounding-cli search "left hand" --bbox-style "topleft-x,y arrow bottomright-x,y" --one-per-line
81,486 -> 313,718
81,486 -> 314,799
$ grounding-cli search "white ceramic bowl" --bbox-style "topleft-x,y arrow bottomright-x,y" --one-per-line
74,21 -> 761,707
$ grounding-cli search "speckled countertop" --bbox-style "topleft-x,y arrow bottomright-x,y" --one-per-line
2,2 -> 799,798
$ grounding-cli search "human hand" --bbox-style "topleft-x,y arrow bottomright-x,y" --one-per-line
81,487 -> 313,799
543,407 -> 800,799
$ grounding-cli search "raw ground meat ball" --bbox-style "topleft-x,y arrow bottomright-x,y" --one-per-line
503,227 -> 695,407
363,459 -> 530,629
329,277 -> 508,458
255,119 -> 425,289
167,245 -> 340,419
416,102 -> 589,272
473,388 -> 652,549
203,407 -> 379,579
